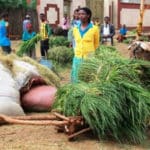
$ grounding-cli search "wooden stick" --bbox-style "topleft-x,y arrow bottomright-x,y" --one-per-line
0,115 -> 68,126
68,127 -> 91,139
13,115 -> 57,120
53,112 -> 70,121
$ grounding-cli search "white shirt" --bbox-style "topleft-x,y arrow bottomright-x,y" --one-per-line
103,24 -> 111,42
103,24 -> 110,35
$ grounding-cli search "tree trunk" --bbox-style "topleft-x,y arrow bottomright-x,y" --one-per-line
136,0 -> 145,40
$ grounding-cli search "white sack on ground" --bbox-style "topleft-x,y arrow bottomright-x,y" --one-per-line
13,60 -> 39,90
0,63 -> 16,88
0,86 -> 20,104
0,100 -> 25,116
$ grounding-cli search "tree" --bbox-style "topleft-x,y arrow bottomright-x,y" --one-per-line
0,0 -> 37,9
136,0 -> 144,39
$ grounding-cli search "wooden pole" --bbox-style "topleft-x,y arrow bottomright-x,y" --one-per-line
136,0 -> 145,40
0,115 -> 68,126
68,127 -> 91,139
13,114 -> 57,120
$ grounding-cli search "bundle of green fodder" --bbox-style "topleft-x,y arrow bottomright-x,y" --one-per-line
52,46 -> 150,143
17,34 -> 41,57
49,36 -> 70,48
79,46 -> 150,90
48,46 -> 73,65
95,45 -> 118,59
53,81 -> 150,143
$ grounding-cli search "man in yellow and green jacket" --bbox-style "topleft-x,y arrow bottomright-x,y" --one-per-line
39,13 -> 52,57
71,7 -> 99,83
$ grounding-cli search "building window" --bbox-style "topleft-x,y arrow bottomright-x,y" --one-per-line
121,0 -> 140,3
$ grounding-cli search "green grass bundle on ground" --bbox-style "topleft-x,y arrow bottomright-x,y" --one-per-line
48,46 -> 73,66
52,45 -> 150,143
49,36 -> 70,47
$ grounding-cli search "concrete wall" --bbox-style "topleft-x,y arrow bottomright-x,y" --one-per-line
103,0 -> 118,28
120,8 -> 150,26
37,0 -> 63,26
70,0 -> 86,18
37,0 -> 86,26
118,2 -> 150,30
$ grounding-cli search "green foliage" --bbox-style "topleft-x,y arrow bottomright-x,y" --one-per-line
123,38 -> 133,44
128,29 -> 137,35
138,35 -> 149,42
17,34 -> 41,57
53,46 -> 150,143
53,27 -> 64,36
53,80 -> 150,143
0,0 -> 37,9
48,46 -> 73,65
49,36 -> 70,48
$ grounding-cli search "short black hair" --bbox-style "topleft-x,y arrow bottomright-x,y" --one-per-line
104,16 -> 110,20
79,7 -> 92,23
74,8 -> 79,12
40,13 -> 45,17
1,12 -> 8,19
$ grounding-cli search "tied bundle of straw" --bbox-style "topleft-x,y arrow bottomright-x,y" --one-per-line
17,34 -> 41,57
48,46 -> 73,65
53,46 -> 150,143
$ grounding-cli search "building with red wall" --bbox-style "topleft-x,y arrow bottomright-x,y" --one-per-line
104,0 -> 150,30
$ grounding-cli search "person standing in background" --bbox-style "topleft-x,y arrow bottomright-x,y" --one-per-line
23,14 -> 31,32
71,7 -> 99,83
117,24 -> 127,42
0,12 -> 11,54
68,8 -> 81,48
61,14 -> 70,37
100,16 -> 115,46
22,23 -> 36,59
39,13 -> 52,57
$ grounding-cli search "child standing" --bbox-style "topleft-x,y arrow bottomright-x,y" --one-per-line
22,23 -> 36,59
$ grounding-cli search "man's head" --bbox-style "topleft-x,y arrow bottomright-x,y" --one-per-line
73,8 -> 80,20
104,16 -> 110,24
1,13 -> 9,21
25,14 -> 31,19
40,13 -> 46,22
79,7 -> 92,23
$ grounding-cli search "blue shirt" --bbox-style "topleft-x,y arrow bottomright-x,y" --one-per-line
71,19 -> 81,27
78,22 -> 93,37
0,20 -> 11,46
120,27 -> 127,36
22,31 -> 36,41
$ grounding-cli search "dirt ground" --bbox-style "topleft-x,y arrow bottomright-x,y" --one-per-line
0,40 -> 150,150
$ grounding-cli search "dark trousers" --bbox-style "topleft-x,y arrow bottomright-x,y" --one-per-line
63,29 -> 68,37
40,39 -> 49,57
1,46 -> 11,54
101,37 -> 114,46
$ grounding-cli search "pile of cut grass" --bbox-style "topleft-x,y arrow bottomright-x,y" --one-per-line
53,46 -> 150,143
17,34 -> 41,57
48,46 -> 73,66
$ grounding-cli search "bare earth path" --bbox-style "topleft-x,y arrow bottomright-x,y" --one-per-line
0,41 -> 149,150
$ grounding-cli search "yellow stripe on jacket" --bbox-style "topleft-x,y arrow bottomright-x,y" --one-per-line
40,22 -> 48,40
73,25 -> 100,59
